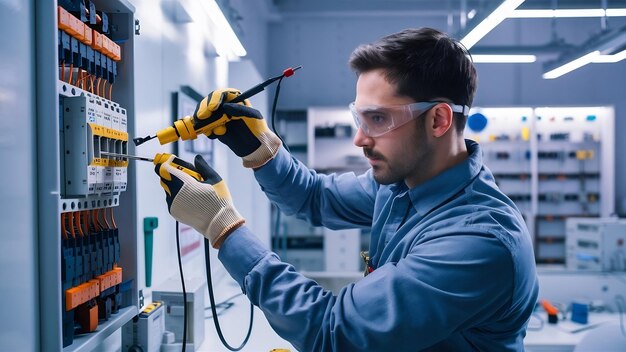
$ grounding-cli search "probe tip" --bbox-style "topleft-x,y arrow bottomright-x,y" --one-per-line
283,65 -> 302,77
133,135 -> 156,146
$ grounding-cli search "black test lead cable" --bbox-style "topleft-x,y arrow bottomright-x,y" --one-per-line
202,67 -> 297,350
204,238 -> 253,351
268,67 -> 294,257
175,221 -> 188,352
175,66 -> 301,351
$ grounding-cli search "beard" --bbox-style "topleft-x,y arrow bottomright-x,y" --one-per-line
363,147 -> 401,185
363,118 -> 432,186
363,139 -> 433,186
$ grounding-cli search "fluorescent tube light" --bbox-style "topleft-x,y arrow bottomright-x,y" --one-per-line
606,9 -> 626,16
510,8 -> 626,18
593,49 -> 626,63
542,51 -> 600,79
471,54 -> 536,63
460,0 -> 526,50
201,0 -> 247,58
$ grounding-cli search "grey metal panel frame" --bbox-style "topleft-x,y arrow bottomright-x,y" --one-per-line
36,0 -> 62,348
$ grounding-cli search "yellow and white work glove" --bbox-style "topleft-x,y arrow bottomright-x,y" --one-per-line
154,154 -> 245,248
193,88 -> 282,169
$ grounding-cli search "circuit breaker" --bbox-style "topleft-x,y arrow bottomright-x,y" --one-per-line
63,94 -> 128,197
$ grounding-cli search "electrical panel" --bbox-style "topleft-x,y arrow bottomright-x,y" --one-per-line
566,218 -> 626,271
122,301 -> 166,352
466,106 -> 615,265
37,0 -> 139,350
152,278 -> 207,350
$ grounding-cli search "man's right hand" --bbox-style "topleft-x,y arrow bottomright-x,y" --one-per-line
194,88 -> 282,169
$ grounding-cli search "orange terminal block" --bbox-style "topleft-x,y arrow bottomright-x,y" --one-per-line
92,30 -> 103,51
96,266 -> 123,292
76,300 -> 99,333
58,6 -> 85,41
100,35 -> 112,58
65,280 -> 101,311
69,15 -> 85,42
57,7 -> 76,36
111,41 -> 121,61
83,27 -> 93,46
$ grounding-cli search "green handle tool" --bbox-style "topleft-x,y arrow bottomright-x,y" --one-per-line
143,217 -> 159,287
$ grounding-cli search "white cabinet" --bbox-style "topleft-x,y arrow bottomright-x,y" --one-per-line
466,106 -> 615,264
307,107 -> 368,173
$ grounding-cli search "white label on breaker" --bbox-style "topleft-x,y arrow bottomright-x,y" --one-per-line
111,111 -> 121,131
87,105 -> 97,123
120,113 -> 127,133
104,166 -> 113,191
119,168 -> 127,192
88,166 -> 97,194
95,166 -> 104,193
113,167 -> 122,192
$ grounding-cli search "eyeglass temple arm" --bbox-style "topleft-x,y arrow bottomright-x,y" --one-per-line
450,104 -> 470,116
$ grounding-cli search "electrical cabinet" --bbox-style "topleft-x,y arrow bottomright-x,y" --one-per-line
566,218 -> 626,272
307,107 -> 368,173
36,0 -> 139,350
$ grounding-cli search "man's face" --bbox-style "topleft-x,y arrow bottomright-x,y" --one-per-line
352,69 -> 434,187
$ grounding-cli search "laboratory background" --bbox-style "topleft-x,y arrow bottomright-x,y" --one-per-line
1,0 -> 626,351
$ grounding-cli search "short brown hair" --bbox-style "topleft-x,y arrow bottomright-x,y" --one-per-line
349,28 -> 477,133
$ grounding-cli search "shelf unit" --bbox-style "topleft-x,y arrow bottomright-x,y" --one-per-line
278,107 -> 372,271
36,1 -> 139,350
307,107 -> 369,174
272,110 -> 322,270
466,106 -> 614,264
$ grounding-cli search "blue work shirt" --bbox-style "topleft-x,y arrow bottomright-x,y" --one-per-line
219,139 -> 539,351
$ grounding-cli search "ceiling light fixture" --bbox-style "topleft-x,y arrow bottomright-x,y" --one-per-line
543,51 -> 600,79
607,9 -> 626,16
510,8 -> 626,18
200,0 -> 246,59
593,48 -> 626,63
471,54 -> 537,63
460,0 -> 526,50
542,25 -> 626,79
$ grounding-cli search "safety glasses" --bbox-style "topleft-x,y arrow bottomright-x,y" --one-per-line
349,101 -> 469,137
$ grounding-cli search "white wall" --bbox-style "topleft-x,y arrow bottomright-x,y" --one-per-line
228,60 -> 272,248
229,0 -> 271,78
131,0 -> 270,298
0,0 -> 38,350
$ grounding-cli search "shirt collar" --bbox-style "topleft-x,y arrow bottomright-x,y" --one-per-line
406,139 -> 482,215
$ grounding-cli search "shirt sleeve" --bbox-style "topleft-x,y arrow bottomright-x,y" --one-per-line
219,226 -> 515,352
254,147 -> 377,229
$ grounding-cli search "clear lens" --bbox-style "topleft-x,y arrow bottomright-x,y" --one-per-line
350,102 -> 438,137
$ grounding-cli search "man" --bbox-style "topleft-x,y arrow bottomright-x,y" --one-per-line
155,27 -> 539,351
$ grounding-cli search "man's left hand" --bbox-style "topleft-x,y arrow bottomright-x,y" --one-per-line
154,154 -> 245,248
